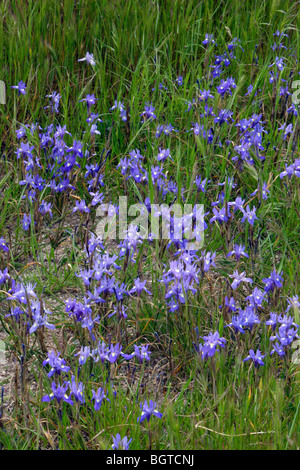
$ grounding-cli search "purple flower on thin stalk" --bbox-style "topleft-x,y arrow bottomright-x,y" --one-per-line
229,270 -> 253,290
194,175 -> 210,193
42,382 -> 73,406
227,244 -> 249,261
241,206 -> 258,226
29,305 -> 56,334
225,296 -> 237,312
209,207 -> 228,224
286,295 -> 300,313
270,342 -> 286,357
11,80 -> 26,96
262,269 -> 283,293
39,201 -> 53,218
228,196 -> 245,213
74,346 -> 91,365
137,400 -> 163,423
202,33 -> 215,46
0,238 -> 9,252
197,331 -> 227,360
129,278 -> 152,296
122,344 -> 151,363
265,312 -> 278,331
243,349 -> 266,368
68,375 -> 85,404
0,268 -> 9,285
78,52 -> 96,66
79,94 -> 97,113
107,343 -> 123,363
91,387 -> 110,411
42,350 -> 71,377
22,214 -> 32,231
72,199 -> 90,214
140,102 -> 156,121
44,91 -> 61,113
112,434 -> 132,450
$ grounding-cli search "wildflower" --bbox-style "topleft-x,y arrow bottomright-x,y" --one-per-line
228,196 -> 245,213
201,251 -> 216,272
78,52 -> 96,66
140,102 -> 156,121
278,122 -> 293,140
108,304 -> 128,319
137,400 -> 163,423
0,268 -> 9,285
107,343 -> 123,363
81,312 -> 100,339
42,351 -> 71,377
198,88 -> 213,102
239,306 -> 260,331
270,342 -> 286,357
39,201 -> 53,218
91,387 -> 110,411
194,175 -> 210,193
217,77 -> 236,97
79,93 -> 97,112
225,296 -> 237,312
214,109 -> 234,126
68,375 -> 85,404
209,207 -> 228,224
157,148 -> 172,162
198,331 -> 227,359
0,238 -> 9,252
247,287 -> 266,308
112,434 -> 132,450
44,91 -> 61,113
9,282 -> 37,304
29,301 -> 56,334
42,382 -> 73,406
74,346 -> 91,365
72,199 -> 90,214
122,344 -> 151,363
11,80 -> 26,95
227,244 -> 249,261
269,56 -> 285,71
265,312 -> 278,331
241,206 -> 258,226
202,33 -> 215,46
229,270 -> 253,290
225,313 -> 246,334
262,269 -> 283,293
129,278 -> 151,296
243,349 -> 266,368
22,214 -> 32,231
286,295 -> 300,313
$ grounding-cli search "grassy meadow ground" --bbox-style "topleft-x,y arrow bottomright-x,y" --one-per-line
0,0 -> 300,450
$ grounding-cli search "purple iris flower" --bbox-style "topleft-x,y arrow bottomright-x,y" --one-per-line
11,80 -> 26,95
229,270 -> 253,290
78,52 -> 96,66
0,238 -> 9,252
137,400 -> 163,423
42,382 -> 73,406
68,375 -> 85,404
227,244 -> 249,261
129,278 -> 152,296
243,349 -> 266,368
91,387 -> 110,411
42,351 -> 71,377
72,199 -> 90,214
112,434 -> 132,450
122,344 -> 151,363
